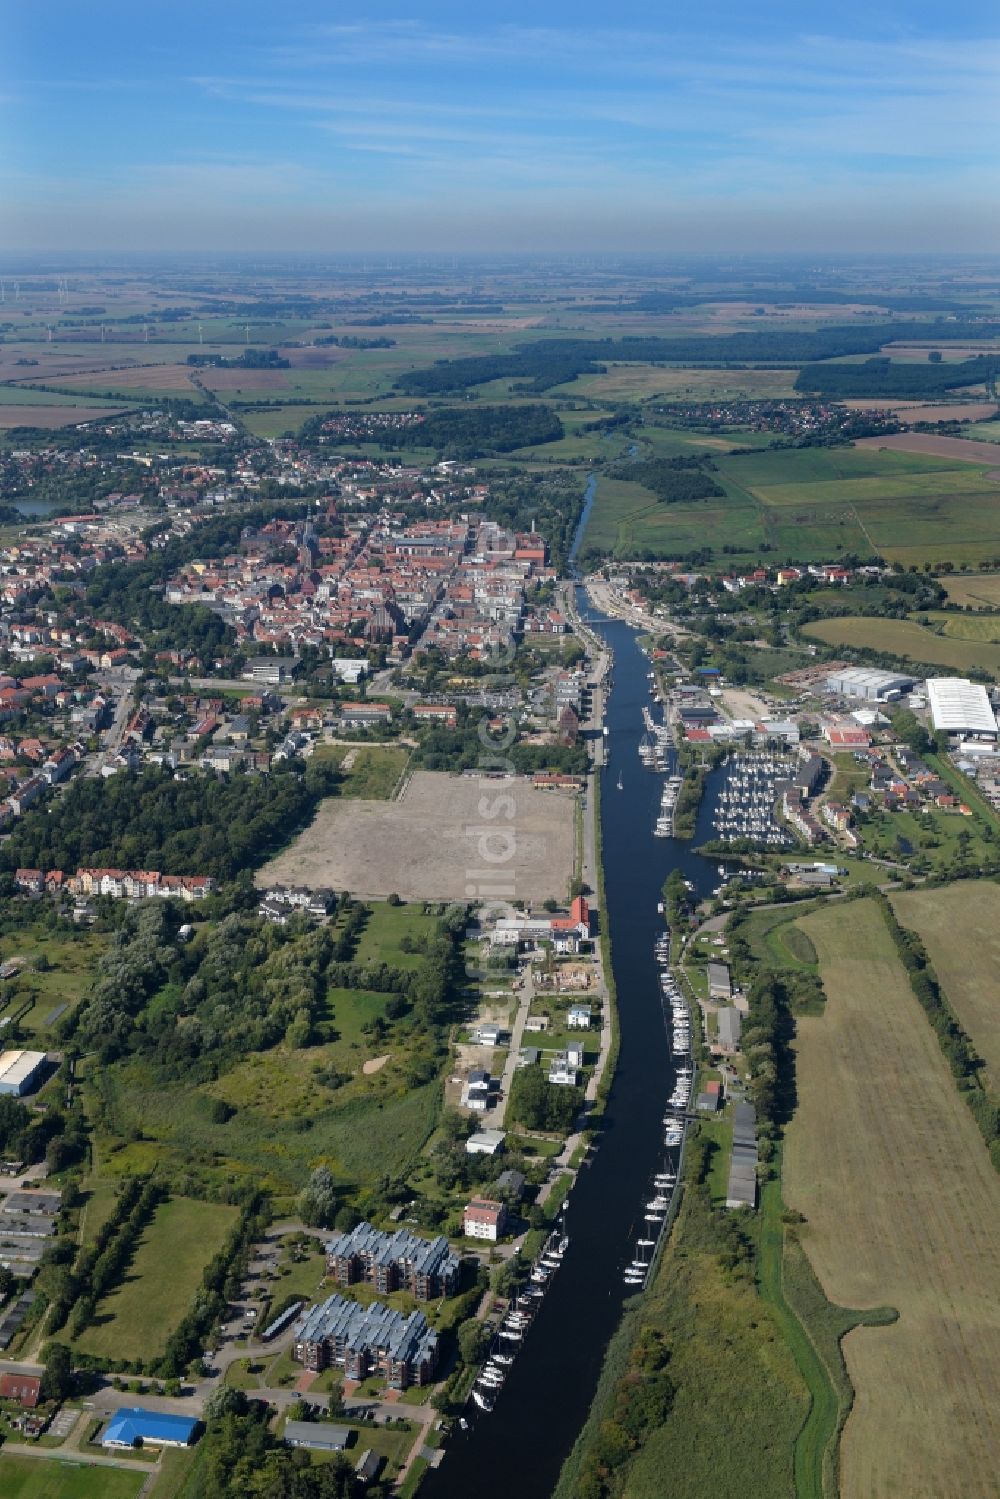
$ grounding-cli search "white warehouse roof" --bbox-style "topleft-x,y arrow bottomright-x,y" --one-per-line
927,677 -> 998,736
0,1050 -> 47,1093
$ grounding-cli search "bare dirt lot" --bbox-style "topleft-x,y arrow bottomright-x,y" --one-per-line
855,431 -> 1000,463
257,770 -> 575,901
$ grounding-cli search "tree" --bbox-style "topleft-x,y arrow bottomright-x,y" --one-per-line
40,1341 -> 73,1402
297,1166 -> 338,1228
204,1385 -> 248,1421
458,1319 -> 491,1366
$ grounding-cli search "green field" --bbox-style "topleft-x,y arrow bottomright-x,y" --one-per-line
924,609 -> 1000,641
940,572 -> 1000,608
74,1196 -> 237,1363
892,880 -> 1000,1089
311,743 -> 409,799
555,1180 -> 809,1499
0,922 -> 108,1042
0,1455 -> 147,1497
802,614 -> 1000,671
582,443 -> 1000,566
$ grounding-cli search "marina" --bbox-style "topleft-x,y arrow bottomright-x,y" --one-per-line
710,750 -> 795,848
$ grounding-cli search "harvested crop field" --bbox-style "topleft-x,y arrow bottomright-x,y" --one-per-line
939,572 -> 1000,609
198,366 -> 296,392
257,770 -> 574,901
892,880 -> 1000,1089
924,611 -> 1000,642
0,404 -> 127,428
855,431 -> 1000,463
845,400 -> 998,423
42,362 -> 199,393
802,614 -> 1000,672
784,899 -> 1000,1499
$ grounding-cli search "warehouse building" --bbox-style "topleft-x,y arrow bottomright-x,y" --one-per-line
726,1102 -> 759,1210
0,1051 -> 48,1097
826,667 -> 914,702
927,677 -> 998,739
284,1420 -> 351,1453
103,1409 -> 197,1449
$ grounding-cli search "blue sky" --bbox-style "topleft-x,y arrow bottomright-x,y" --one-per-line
4,1 -> 1000,252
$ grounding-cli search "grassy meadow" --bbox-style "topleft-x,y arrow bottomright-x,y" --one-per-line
784,898 -> 1000,1499
84,901 -> 447,1199
892,880 -> 1000,1089
802,613 -> 1000,672
311,742 -> 409,799
74,1196 -> 238,1363
0,1456 -> 147,1499
582,441 -> 1000,566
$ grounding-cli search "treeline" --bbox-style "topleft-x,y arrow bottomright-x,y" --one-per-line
411,713 -> 588,776
185,1395 -> 356,1497
186,348 -> 290,369
611,455 -> 724,505
727,909 -> 826,1160
878,895 -> 1000,1168
393,402 -> 563,456
473,467 -> 585,571
626,289 -> 981,313
0,1089 -> 77,1168
574,1328 -> 676,1499
671,766 -> 707,839
49,1177 -> 163,1339
301,402 -> 565,456
313,334 -> 395,348
0,763 -> 331,883
795,355 -> 999,398
396,324 -> 1000,395
158,1195 -> 266,1377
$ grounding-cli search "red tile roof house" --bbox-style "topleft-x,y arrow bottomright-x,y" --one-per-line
0,1372 -> 41,1407
550,895 -> 593,939
463,1198 -> 507,1242
824,726 -> 871,750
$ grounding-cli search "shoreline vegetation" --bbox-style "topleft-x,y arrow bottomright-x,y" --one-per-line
554,870 -> 905,1499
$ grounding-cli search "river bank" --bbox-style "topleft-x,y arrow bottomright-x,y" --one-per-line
424,594 -> 724,1499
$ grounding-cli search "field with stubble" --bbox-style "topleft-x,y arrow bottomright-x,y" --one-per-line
783,898 -> 1000,1499
256,769 -> 575,901
892,880 -> 1000,1089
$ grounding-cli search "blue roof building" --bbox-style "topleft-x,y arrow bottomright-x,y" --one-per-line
103,1408 -> 197,1448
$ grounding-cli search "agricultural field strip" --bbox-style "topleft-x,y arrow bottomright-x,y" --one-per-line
802,615 -> 1000,672
892,881 -> 1000,1090
749,470 -> 996,507
784,899 -> 1000,1499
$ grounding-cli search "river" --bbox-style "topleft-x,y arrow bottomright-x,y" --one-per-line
426,580 -> 724,1498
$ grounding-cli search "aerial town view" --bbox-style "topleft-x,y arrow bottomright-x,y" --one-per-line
1,5 -> 998,1499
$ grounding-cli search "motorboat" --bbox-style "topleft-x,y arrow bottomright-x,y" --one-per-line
472,1390 -> 494,1412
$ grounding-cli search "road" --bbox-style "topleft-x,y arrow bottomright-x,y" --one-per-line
1,1440 -> 158,1476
